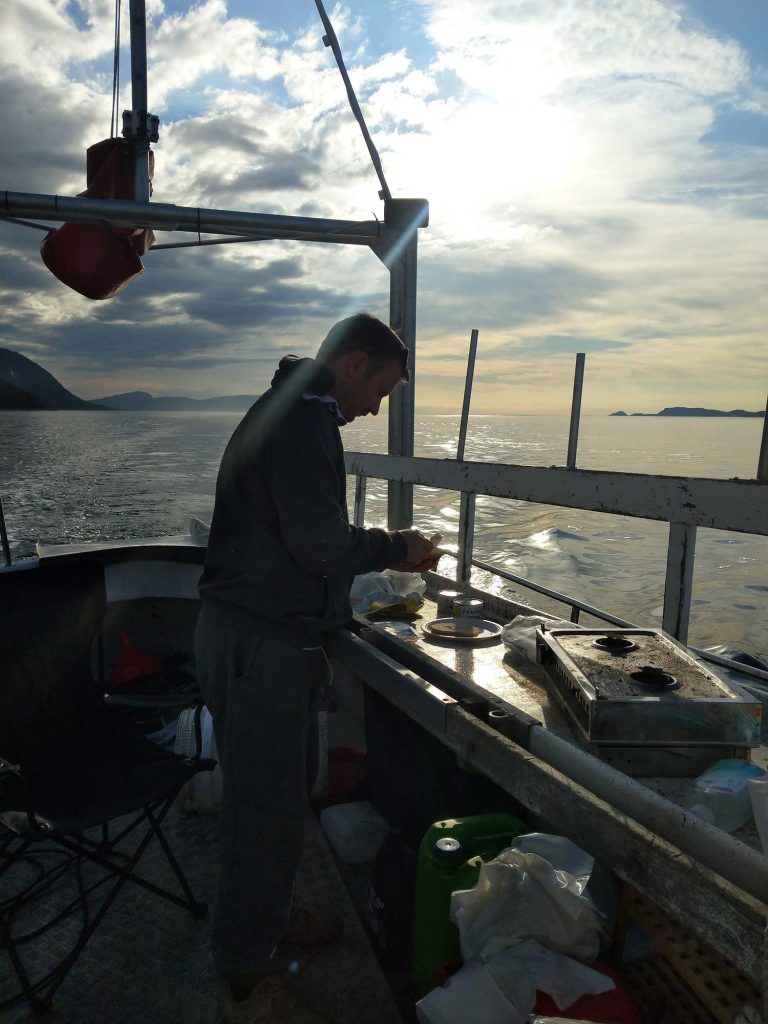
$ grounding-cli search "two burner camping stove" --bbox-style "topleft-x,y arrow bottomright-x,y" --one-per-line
535,627 -> 761,776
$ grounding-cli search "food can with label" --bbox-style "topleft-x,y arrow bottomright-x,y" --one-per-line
436,590 -> 462,617
452,597 -> 484,619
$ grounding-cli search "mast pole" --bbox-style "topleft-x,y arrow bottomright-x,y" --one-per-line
128,0 -> 151,203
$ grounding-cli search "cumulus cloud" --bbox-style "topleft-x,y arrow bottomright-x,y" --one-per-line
0,0 -> 766,412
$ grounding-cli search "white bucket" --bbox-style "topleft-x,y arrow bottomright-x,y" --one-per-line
174,705 -> 223,814
320,801 -> 390,864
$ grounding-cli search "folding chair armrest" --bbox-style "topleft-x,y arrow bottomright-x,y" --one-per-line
0,756 -> 21,779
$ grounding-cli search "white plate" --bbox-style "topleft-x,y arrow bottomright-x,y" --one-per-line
422,618 -> 503,643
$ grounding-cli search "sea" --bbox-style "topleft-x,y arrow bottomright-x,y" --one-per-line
0,410 -> 765,662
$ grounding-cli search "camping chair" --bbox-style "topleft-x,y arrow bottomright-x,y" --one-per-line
0,560 -> 215,1013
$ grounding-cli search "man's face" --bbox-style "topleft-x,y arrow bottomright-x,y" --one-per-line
337,356 -> 403,424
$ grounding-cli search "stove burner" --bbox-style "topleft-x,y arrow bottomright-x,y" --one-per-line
593,635 -> 637,654
630,666 -> 679,690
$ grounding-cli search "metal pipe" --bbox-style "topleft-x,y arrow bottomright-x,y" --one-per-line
566,353 -> 585,469
471,555 -> 637,626
662,522 -> 697,642
128,0 -> 150,203
353,473 -> 367,527
691,646 -> 768,685
457,493 -> 476,589
0,496 -> 11,566
0,216 -> 55,232
456,329 -> 479,588
1,192 -> 381,244
456,329 -> 478,462
758,394 -> 768,481
386,225 -> 417,529
528,723 -> 768,902
149,235 -> 282,250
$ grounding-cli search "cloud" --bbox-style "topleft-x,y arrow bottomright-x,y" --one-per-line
0,0 -> 766,413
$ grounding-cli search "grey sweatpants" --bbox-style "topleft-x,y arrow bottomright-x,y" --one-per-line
195,600 -> 322,990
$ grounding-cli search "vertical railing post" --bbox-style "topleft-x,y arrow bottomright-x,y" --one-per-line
456,329 -> 478,463
662,522 -> 697,642
0,495 -> 11,567
757,393 -> 768,481
385,217 -> 418,530
567,353 -> 585,469
353,472 -> 367,527
456,330 -> 478,589
456,492 -> 476,588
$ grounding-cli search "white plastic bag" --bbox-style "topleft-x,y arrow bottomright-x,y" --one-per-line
450,834 -> 602,963
350,569 -> 426,616
501,614 -> 579,663
416,939 -> 614,1024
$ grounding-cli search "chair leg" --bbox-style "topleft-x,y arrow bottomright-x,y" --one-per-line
1,911 -> 52,1014
56,798 -> 207,914
2,799 -> 205,1012
144,803 -> 207,917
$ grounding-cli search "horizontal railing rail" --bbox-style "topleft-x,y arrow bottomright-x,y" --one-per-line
345,450 -> 768,677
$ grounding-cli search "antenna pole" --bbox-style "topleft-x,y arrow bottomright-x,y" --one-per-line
314,0 -> 392,201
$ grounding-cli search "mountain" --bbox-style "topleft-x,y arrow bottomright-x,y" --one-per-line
0,377 -> 48,410
0,349 -> 259,412
94,392 -> 258,412
95,391 -> 156,410
610,407 -> 764,417
0,349 -> 98,410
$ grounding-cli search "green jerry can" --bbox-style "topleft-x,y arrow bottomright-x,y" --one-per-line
411,812 -> 528,997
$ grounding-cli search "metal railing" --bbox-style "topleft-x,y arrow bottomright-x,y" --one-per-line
348,341 -> 768,686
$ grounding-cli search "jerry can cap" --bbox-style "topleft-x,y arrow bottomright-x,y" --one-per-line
432,836 -> 464,863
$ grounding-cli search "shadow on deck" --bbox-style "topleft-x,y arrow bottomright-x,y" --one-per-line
1,805 -> 406,1024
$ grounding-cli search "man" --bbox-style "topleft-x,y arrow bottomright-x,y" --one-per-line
196,313 -> 438,1023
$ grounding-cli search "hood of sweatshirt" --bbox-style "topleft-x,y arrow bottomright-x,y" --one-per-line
271,356 -> 335,396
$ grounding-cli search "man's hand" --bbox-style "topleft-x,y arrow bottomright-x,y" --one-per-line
389,528 -> 442,572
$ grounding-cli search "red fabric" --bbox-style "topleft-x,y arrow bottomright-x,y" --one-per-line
41,139 -> 155,300
327,747 -> 367,798
110,632 -> 163,686
533,963 -> 642,1023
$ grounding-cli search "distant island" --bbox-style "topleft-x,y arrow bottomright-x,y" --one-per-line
610,407 -> 764,418
0,348 -> 258,412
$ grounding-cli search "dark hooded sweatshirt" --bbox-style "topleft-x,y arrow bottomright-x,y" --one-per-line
198,356 -> 407,646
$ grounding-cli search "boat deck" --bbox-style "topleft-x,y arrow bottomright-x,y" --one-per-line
1,807 -> 406,1024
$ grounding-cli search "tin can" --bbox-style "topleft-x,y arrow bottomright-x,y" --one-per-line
452,597 -> 483,619
436,590 -> 462,617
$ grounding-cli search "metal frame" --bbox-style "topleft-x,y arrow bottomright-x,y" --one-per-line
1,0 -> 428,532
345,449 -> 768,648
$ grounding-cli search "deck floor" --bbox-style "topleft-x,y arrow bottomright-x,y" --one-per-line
1,804 -> 406,1024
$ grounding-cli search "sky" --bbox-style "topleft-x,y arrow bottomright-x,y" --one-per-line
0,0 -> 766,415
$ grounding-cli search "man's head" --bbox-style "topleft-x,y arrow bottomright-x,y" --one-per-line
316,313 -> 409,424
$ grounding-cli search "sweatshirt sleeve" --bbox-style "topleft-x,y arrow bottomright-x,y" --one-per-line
267,407 -> 407,576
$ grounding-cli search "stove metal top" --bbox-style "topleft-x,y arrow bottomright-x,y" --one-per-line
535,627 -> 761,775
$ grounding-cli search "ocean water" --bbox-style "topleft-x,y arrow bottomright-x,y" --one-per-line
0,410 -> 765,660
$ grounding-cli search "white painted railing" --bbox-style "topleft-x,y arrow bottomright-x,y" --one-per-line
345,450 -> 768,660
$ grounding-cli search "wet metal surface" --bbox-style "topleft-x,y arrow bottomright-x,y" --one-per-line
541,629 -> 738,700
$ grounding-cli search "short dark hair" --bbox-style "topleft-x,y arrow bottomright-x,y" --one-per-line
316,313 -> 410,382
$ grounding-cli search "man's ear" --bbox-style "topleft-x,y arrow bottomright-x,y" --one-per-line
344,350 -> 368,379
